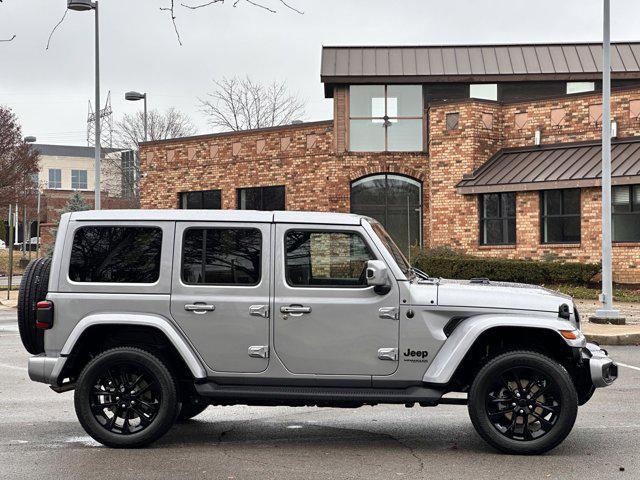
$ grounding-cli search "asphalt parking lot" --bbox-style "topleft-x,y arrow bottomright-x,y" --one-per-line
1,306 -> 639,480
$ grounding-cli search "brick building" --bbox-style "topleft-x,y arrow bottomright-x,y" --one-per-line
139,43 -> 640,284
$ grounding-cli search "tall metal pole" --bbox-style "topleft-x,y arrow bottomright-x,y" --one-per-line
595,0 -> 621,320
94,1 -> 101,210
143,94 -> 148,142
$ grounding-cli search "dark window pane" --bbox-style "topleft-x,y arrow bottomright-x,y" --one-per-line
262,186 -> 285,210
613,213 -> 640,242
238,186 -> 285,211
543,190 -> 562,215
69,227 -> 162,283
285,231 -> 374,288
350,174 -> 422,257
563,189 -> 581,215
351,175 -> 387,206
483,219 -> 504,245
562,217 -> 581,242
502,193 -> 516,217
483,194 -> 500,218
507,218 -> 516,244
544,217 -> 564,243
182,228 -> 261,285
202,190 -> 221,209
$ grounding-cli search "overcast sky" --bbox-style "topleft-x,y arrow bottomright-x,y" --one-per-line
1,0 -> 640,146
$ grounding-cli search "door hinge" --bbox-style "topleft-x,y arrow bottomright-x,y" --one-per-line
248,345 -> 269,359
377,348 -> 398,361
249,305 -> 269,318
379,307 -> 399,320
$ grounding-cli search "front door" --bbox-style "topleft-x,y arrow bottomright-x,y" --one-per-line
170,222 -> 271,373
273,224 -> 400,376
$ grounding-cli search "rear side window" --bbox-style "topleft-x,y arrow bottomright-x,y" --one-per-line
285,230 -> 375,287
182,228 -> 262,285
69,227 -> 162,283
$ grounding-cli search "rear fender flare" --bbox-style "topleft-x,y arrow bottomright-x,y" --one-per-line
60,313 -> 207,379
422,314 -> 585,384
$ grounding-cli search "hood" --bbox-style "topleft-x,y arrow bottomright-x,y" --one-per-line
414,278 -> 573,315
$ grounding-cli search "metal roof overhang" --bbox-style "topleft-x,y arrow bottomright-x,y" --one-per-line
457,137 -> 640,195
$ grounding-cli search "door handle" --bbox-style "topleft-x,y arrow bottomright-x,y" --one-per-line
280,305 -> 312,316
184,304 -> 216,314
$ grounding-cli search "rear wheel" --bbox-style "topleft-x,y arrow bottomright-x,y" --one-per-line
74,347 -> 179,448
17,258 -> 51,354
468,350 -> 578,455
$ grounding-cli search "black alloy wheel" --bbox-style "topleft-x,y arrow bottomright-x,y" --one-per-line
90,363 -> 161,435
468,350 -> 578,455
75,347 -> 179,448
485,366 -> 560,441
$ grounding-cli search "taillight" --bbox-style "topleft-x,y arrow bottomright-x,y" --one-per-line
36,300 -> 54,329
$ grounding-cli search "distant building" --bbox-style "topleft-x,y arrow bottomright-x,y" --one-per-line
139,42 -> 640,284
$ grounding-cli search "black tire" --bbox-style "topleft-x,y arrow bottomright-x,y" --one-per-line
177,401 -> 208,421
17,258 -> 51,354
468,350 -> 578,455
74,347 -> 179,448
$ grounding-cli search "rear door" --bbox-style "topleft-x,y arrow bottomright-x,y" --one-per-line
170,222 -> 271,373
273,224 -> 400,376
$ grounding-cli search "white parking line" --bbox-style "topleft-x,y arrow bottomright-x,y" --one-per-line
618,362 -> 640,372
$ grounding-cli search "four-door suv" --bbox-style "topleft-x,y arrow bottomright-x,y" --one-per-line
18,210 -> 617,453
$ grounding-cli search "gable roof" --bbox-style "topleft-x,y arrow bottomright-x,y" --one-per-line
457,137 -> 640,194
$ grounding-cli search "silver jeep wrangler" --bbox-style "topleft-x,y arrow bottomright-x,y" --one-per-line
18,210 -> 617,453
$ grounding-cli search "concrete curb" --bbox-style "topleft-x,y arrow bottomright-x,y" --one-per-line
584,332 -> 640,346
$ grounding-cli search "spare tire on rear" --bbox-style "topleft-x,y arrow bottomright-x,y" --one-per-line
18,258 -> 51,354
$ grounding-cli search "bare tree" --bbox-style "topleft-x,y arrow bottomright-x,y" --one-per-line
199,76 -> 305,132
163,0 -> 303,45
107,107 -> 197,204
0,106 -> 39,207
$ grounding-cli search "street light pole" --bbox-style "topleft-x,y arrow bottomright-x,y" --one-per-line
68,0 -> 101,209
125,91 -> 148,141
594,0 -> 623,323
93,0 -> 101,210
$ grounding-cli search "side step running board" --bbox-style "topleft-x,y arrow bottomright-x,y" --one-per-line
195,382 -> 454,407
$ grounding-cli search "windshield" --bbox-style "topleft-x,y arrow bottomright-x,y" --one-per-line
369,220 -> 412,275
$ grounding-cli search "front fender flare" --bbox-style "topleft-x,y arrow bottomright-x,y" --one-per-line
59,313 -> 207,379
422,314 -> 585,385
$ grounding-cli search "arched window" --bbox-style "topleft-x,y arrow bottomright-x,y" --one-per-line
350,174 -> 422,257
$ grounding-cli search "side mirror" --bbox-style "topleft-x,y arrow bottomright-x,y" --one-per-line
365,260 -> 392,295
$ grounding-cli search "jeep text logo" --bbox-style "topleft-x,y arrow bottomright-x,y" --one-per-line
403,348 -> 428,358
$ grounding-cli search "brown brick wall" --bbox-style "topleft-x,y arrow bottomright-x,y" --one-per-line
427,88 -> 640,283
140,87 -> 640,284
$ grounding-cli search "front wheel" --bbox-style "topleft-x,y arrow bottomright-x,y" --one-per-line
74,347 -> 179,448
468,350 -> 578,455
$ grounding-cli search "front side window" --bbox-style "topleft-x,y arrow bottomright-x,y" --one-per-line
470,83 -> 498,101
69,227 -> 162,283
237,186 -> 285,211
480,193 -> 516,245
541,189 -> 581,244
612,185 -> 640,242
349,85 -> 423,152
285,230 -> 375,288
48,169 -> 61,189
180,189 -> 221,209
71,169 -> 87,190
182,228 -> 261,285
